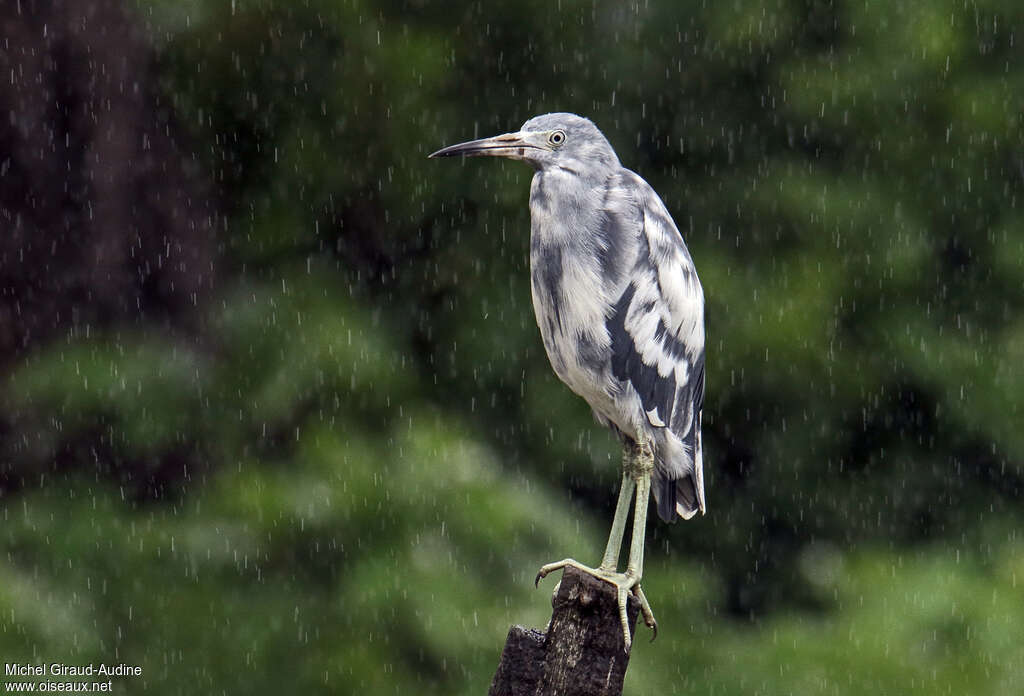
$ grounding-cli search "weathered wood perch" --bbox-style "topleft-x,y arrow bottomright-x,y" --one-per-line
488,566 -> 641,696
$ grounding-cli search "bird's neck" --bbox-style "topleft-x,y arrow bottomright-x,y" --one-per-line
530,168 -> 615,244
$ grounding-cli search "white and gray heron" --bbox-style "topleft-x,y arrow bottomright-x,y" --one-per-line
430,113 -> 706,650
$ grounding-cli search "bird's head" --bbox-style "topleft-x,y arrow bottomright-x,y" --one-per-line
429,112 -> 619,175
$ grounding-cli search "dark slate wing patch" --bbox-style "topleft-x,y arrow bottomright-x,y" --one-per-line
652,317 -> 688,360
608,283 -> 676,428
670,352 -> 704,452
693,356 -> 706,412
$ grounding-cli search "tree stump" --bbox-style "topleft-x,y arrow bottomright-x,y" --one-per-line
488,566 -> 641,696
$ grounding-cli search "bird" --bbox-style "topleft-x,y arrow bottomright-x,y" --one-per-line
429,113 -> 705,651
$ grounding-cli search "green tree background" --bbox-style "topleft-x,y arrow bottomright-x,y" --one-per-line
2,0 -> 1023,693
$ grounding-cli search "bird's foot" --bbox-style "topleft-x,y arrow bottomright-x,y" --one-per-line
534,558 -> 657,652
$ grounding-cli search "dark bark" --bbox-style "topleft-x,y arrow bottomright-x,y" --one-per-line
488,567 -> 640,696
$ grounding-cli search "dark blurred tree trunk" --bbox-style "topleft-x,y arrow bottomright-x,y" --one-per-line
489,567 -> 639,696
0,0 -> 216,364
0,0 -> 217,495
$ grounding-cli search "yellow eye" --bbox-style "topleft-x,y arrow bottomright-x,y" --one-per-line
548,130 -> 566,146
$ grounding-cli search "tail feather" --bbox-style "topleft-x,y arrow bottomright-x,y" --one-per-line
651,412 -> 705,523
653,476 -> 677,521
673,475 -> 701,520
677,416 -> 705,518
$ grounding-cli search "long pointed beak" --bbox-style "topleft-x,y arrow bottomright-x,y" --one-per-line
428,131 -> 541,160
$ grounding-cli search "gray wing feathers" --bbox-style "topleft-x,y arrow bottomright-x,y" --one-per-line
604,172 -> 706,521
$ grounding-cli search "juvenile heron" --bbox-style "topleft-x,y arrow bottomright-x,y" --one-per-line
430,113 -> 705,650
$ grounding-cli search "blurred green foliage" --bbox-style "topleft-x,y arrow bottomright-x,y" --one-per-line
3,0 -> 1024,693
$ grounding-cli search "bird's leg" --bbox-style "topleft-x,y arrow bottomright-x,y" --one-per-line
534,438 -> 657,652
533,472 -> 633,592
621,443 -> 657,635
598,472 -> 635,572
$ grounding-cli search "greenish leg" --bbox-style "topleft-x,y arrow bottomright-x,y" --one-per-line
625,466 -> 650,578
620,463 -> 657,637
535,438 -> 658,652
598,473 -> 635,572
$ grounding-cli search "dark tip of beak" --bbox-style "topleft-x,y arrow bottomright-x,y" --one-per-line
428,133 -> 534,160
428,141 -> 484,159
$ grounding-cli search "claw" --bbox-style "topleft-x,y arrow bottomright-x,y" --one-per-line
533,559 -> 656,653
633,584 -> 658,639
534,559 -> 570,588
